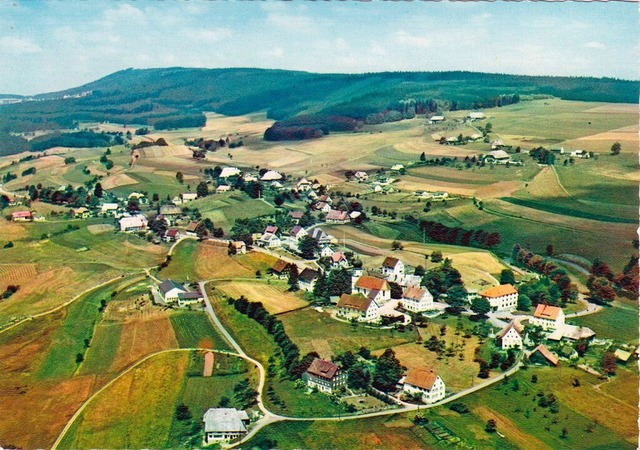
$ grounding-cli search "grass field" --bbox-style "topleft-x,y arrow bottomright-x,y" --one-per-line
214,280 -> 308,314
78,322 -> 123,375
572,304 -> 639,344
59,351 -> 190,449
169,310 -> 232,351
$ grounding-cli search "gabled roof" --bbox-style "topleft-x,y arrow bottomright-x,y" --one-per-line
382,256 -> 401,269
404,368 -> 439,390
160,205 -> 182,215
271,259 -> 293,274
290,225 -> 304,237
306,358 -> 340,380
159,279 -> 185,295
497,320 -> 523,339
337,293 -> 373,312
203,408 -> 249,433
265,225 -> 278,234
326,209 -> 348,221
402,286 -> 427,301
614,349 -> 632,362
530,345 -> 559,366
186,221 -> 199,232
355,276 -> 389,292
11,211 -> 32,218
533,304 -> 563,320
480,284 -> 517,298
332,252 -> 347,263
289,211 -> 304,219
488,149 -> 509,159
261,170 -> 282,181
299,268 -> 320,283
219,167 -> 241,178
178,291 -> 203,300
166,228 -> 179,237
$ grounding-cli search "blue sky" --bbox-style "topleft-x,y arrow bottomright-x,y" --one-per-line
0,1 -> 638,95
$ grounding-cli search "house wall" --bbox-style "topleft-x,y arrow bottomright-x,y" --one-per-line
486,293 -> 518,312
403,377 -> 446,404
501,329 -> 523,349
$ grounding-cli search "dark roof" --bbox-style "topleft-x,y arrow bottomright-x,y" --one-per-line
289,211 -> 304,219
271,259 -> 293,274
186,221 -> 199,232
299,268 -> 320,283
306,358 -> 340,380
159,279 -> 185,295
497,320 -> 523,339
382,256 -> 400,269
178,291 -> 203,299
337,293 -> 373,312
166,229 -> 179,237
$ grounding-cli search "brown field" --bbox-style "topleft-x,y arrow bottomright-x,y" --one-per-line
525,166 -> 568,198
214,281 -> 308,314
473,405 -> 551,450
101,173 -> 139,189
136,145 -> 192,158
0,220 -> 27,241
584,104 -> 638,114
201,112 -> 276,135
394,176 -> 477,196
194,243 -> 277,279
475,180 -> 522,199
109,315 -> 178,372
122,239 -> 166,255
0,263 -> 37,290
577,126 -> 639,142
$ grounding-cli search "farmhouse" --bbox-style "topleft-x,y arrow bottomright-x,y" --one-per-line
429,115 -> 445,123
319,245 -> 334,258
331,252 -> 349,269
497,320 -> 523,349
271,181 -> 283,189
402,368 -> 446,404
336,293 -> 380,322
71,207 -> 91,219
164,228 -> 181,242
401,286 -> 434,312
216,185 -> 231,193
202,408 -> 250,444
314,202 -> 332,214
101,203 -> 120,215
118,214 -> 148,232
299,268 -> 321,292
289,225 -> 307,244
490,139 -> 506,150
353,274 -> 391,305
256,232 -> 281,249
261,170 -> 282,181
11,211 -> 32,222
289,211 -> 305,223
158,279 -> 187,303
354,171 -> 369,181
470,133 -> 483,141
302,358 -> 347,394
296,177 -> 312,192
326,209 -> 349,224
318,194 -> 333,205
219,167 -> 241,178
467,111 -> 486,120
528,345 -> 559,366
381,256 -> 405,282
230,241 -> 246,254
181,192 -> 198,202
479,284 -> 518,312
177,291 -> 204,307
270,259 -> 294,279
484,150 -> 511,164
185,221 -> 199,237
310,228 -> 333,246
531,304 -> 565,330
570,149 -> 590,159
391,164 -> 405,171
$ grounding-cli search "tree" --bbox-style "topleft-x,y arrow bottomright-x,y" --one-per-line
561,427 -> 569,439
389,281 -> 403,299
431,251 -> 443,263
485,419 -> 497,433
610,142 -> 621,155
420,152 -> 426,162
391,240 -> 403,251
298,236 -> 319,259
175,404 -> 192,421
414,265 -> 425,277
287,265 -> 299,291
445,285 -> 468,310
372,349 -> 403,392
93,182 -> 103,198
499,269 -> 515,285
347,363 -> 371,390
75,353 -> 84,364
196,181 -> 209,198
601,351 -> 617,375
312,271 -> 329,302
327,269 -> 352,296
587,276 -> 616,304
590,258 -> 613,280
470,297 -> 491,316
545,244 -> 554,256
176,171 -> 184,184
517,294 -> 531,311
195,221 -> 209,240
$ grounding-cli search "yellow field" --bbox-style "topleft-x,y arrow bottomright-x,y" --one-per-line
215,280 -> 308,314
101,173 -> 139,189
194,243 -> 277,279
61,351 -> 189,449
0,263 -> 37,290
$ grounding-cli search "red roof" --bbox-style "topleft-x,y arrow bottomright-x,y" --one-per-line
166,229 -> 179,237
337,293 -> 373,312
326,209 -> 348,221
271,259 -> 293,274
531,345 -> 559,366
533,304 -> 563,320
332,252 -> 347,263
11,211 -> 32,219
355,276 -> 389,292
404,368 -> 439,390
289,211 -> 304,219
382,256 -> 401,269
306,358 -> 340,380
265,225 -> 278,234
402,286 -> 426,301
186,221 -> 199,232
480,284 -> 517,298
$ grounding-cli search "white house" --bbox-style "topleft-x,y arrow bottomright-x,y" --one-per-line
326,209 -> 349,224
181,192 -> 198,202
381,256 -> 405,282
289,226 -> 307,244
429,115 -> 445,123
401,286 -> 434,312
177,291 -> 204,307
331,252 -> 349,269
202,408 -> 250,444
314,202 -> 332,214
118,214 -> 148,232
296,178 -> 312,192
479,284 -> 518,312
336,293 -> 381,322
101,203 -> 120,215
354,171 -> 368,181
219,167 -> 242,178
158,279 -> 187,303
391,164 -> 405,171
467,111 -> 486,120
261,170 -> 282,181
256,232 -> 281,249
302,358 -> 348,394
497,320 -> 523,350
402,368 -> 446,404
570,149 -> 590,159
532,304 -> 566,330
352,275 -> 391,305
298,268 -> 321,292
216,185 -> 231,193
319,245 -> 335,258
310,228 -> 333,246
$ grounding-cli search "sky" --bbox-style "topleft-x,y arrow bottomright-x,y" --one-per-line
0,1 -> 638,95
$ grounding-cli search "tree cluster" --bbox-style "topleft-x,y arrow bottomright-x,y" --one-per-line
416,219 -> 501,249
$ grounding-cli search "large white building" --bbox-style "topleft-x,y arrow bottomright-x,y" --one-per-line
497,320 -> 523,349
118,214 -> 148,232
402,368 -> 446,404
532,304 -> 565,330
479,284 -> 518,312
401,286 -> 434,312
352,274 -> 391,305
381,256 -> 405,282
202,408 -> 250,444
336,293 -> 381,322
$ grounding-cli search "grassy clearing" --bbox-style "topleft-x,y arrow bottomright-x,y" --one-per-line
169,310 -> 232,351
572,304 -> 639,343
79,322 -> 123,375
501,197 -> 636,223
214,280 -> 308,314
158,238 -> 199,281
279,308 -> 417,358
58,351 -> 189,449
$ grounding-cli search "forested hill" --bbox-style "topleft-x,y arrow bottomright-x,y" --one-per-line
0,67 -> 637,134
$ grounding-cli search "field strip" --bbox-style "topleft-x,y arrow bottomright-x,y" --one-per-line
0,272 -> 145,336
550,165 -> 571,197
51,348 -> 245,450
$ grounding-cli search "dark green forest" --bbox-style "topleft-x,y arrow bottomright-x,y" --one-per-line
0,68 -> 637,153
